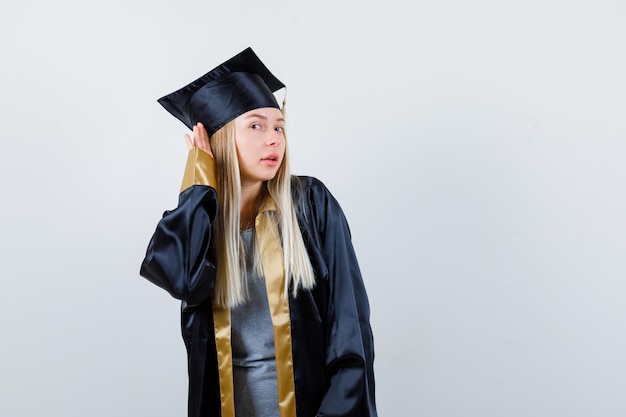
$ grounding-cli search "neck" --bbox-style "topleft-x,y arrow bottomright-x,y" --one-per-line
240,181 -> 264,230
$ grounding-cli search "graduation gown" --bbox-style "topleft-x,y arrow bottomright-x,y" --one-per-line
140,148 -> 377,417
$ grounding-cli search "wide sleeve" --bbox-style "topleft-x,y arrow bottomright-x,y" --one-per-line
310,181 -> 377,417
139,148 -> 219,307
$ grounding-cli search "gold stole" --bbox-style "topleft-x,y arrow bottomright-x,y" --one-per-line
212,199 -> 297,417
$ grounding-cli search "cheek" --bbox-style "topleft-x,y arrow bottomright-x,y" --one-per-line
234,138 -> 249,158
235,143 -> 258,168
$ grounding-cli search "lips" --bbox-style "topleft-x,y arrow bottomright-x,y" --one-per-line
261,153 -> 280,164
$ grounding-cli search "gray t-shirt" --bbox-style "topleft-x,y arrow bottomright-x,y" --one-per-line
231,229 -> 279,417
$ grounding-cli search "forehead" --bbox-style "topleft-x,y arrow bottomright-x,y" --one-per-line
237,107 -> 284,122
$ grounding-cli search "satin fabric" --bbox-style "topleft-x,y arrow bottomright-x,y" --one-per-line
187,72 -> 281,136
256,207 -> 298,417
140,173 -> 377,417
157,47 -> 285,136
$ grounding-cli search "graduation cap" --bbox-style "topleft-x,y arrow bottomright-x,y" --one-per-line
158,47 -> 285,136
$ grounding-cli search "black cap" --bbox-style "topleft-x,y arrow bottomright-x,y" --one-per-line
158,47 -> 285,136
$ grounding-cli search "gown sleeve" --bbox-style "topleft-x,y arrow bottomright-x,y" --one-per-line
140,148 -> 219,307
308,180 -> 377,417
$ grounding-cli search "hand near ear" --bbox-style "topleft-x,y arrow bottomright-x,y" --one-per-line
185,122 -> 213,157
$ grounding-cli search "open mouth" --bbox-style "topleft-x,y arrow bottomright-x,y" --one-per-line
262,154 -> 279,162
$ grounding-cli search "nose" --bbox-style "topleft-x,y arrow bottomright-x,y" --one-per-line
266,130 -> 282,147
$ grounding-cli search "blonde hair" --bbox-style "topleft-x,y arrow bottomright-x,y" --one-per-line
211,118 -> 315,308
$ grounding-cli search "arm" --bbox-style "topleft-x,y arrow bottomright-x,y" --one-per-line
308,181 -> 377,417
140,124 -> 219,307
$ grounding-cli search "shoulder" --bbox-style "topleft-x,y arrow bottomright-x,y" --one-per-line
292,175 -> 328,193
291,175 -> 348,231
291,176 -> 337,209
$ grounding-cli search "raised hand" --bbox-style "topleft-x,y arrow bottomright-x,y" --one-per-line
184,122 -> 213,157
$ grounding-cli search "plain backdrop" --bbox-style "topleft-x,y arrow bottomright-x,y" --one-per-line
1,0 -> 625,416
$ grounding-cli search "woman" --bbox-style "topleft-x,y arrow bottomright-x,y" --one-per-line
140,47 -> 377,417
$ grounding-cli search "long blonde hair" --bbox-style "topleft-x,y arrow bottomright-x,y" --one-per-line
211,119 -> 315,308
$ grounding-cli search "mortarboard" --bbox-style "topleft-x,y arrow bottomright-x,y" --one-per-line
158,47 -> 285,136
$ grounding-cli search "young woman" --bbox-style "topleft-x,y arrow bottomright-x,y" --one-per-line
140,47 -> 377,417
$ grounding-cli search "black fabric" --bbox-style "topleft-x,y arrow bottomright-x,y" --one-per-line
157,47 -> 285,136
140,176 -> 377,417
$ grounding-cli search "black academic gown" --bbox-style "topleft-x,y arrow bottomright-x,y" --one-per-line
140,149 -> 376,417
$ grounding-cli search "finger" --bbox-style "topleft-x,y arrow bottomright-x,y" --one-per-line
197,122 -> 213,155
196,123 -> 207,147
192,124 -> 200,145
184,133 -> 193,150
193,125 -> 208,151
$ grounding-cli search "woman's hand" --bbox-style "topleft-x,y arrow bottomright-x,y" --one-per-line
185,122 -> 213,157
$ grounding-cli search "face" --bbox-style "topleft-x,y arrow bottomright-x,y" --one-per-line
234,107 -> 286,187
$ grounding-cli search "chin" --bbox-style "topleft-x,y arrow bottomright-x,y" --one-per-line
264,169 -> 281,181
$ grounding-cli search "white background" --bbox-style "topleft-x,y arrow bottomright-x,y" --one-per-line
1,0 -> 625,416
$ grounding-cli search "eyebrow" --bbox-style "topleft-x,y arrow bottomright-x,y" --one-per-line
245,113 -> 285,123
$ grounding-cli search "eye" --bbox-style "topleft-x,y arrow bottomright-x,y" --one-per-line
250,123 -> 261,130
275,126 -> 284,133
